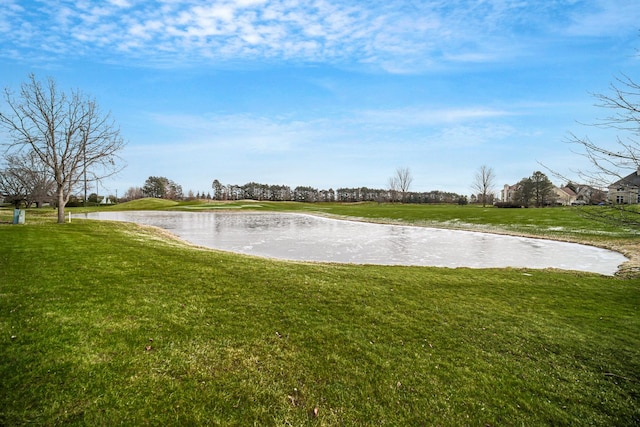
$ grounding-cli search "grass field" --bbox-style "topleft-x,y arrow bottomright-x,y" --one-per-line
1,202 -> 639,425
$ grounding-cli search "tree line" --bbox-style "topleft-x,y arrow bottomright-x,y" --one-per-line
120,176 -> 467,204
208,178 -> 467,204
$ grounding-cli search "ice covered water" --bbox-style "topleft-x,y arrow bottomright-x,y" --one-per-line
78,211 -> 628,275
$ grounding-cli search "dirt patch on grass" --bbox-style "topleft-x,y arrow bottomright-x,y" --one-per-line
593,241 -> 640,278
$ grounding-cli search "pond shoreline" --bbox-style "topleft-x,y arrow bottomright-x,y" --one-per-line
306,211 -> 639,278
78,210 -> 631,276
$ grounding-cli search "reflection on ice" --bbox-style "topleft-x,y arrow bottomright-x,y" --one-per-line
77,210 -> 628,275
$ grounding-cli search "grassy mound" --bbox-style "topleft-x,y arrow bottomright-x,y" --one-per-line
110,197 -> 180,210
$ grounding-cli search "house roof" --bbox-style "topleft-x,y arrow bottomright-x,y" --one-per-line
559,186 -> 577,197
610,169 -> 640,188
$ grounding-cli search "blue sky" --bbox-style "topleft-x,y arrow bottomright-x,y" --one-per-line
1,0 -> 639,198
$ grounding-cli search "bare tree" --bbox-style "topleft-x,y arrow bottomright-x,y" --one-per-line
0,74 -> 125,223
565,73 -> 640,229
0,151 -> 55,207
568,74 -> 639,183
388,167 -> 413,202
0,156 -> 29,207
122,186 -> 143,201
471,165 -> 496,207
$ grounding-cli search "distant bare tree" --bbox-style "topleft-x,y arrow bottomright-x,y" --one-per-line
0,155 -> 30,207
123,186 -> 144,201
471,165 -> 496,207
0,74 -> 126,223
0,151 -> 55,207
389,167 -> 413,202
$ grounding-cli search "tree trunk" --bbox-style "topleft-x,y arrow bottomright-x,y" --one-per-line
57,185 -> 66,224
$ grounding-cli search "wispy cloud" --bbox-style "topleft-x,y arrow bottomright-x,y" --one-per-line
115,103 -> 531,192
146,111 -> 333,152
4,0 -> 636,71
138,104 -> 519,159
355,107 -> 513,128
562,0 -> 640,37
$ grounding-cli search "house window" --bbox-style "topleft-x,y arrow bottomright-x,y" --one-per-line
616,195 -> 625,204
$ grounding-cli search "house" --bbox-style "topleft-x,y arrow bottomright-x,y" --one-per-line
572,184 -> 607,205
501,184 -> 518,203
553,186 -> 577,206
502,182 -> 564,205
608,168 -> 640,204
503,181 -> 608,206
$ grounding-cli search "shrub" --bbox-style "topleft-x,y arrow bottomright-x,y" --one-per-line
494,202 -> 522,208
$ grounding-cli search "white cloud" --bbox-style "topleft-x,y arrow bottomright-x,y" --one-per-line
0,1 -> 22,33
146,111 -> 329,152
3,0 -> 638,71
355,107 -> 514,128
436,123 -> 517,147
139,104 -> 519,161
108,0 -> 132,7
563,0 -> 640,36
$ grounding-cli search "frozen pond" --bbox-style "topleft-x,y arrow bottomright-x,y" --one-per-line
77,210 -> 628,275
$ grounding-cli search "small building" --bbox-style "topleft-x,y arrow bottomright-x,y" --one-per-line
501,184 -> 518,203
572,184 -> 607,205
553,186 -> 577,206
608,168 -> 640,204
502,183 -> 567,206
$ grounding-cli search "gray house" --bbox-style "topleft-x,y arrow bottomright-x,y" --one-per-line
608,168 -> 640,204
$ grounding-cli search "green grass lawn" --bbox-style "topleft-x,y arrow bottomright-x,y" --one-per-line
1,203 -> 639,425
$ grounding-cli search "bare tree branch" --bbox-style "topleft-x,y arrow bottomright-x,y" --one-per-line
568,73 -> 640,186
562,71 -> 640,230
